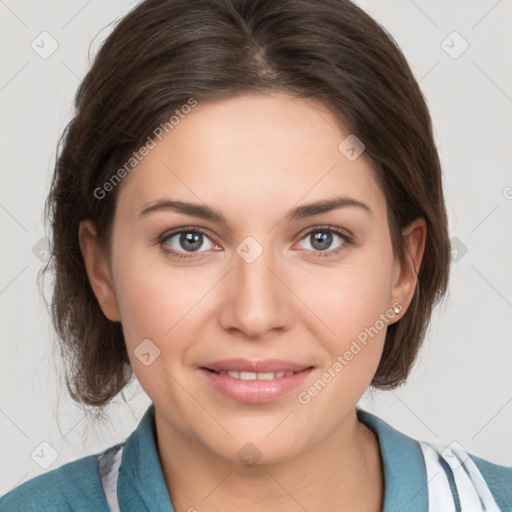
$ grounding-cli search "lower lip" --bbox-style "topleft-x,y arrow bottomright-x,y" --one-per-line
199,368 -> 313,404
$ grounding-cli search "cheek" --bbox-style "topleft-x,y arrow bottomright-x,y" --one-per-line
295,272 -> 393,412
112,246 -> 193,350
113,259 -> 202,401
115,274 -> 167,343
293,243 -> 395,387
300,254 -> 394,339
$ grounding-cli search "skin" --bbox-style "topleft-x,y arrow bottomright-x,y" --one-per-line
79,92 -> 426,512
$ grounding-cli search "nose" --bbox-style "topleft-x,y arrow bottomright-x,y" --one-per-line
217,239 -> 293,339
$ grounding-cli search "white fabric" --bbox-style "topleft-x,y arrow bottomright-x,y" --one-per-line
97,444 -> 124,512
419,441 -> 500,512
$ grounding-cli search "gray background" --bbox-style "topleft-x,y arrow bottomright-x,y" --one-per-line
1,0 -> 511,496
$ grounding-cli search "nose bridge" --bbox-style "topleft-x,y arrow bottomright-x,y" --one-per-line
236,238 -> 276,293
218,234 -> 291,337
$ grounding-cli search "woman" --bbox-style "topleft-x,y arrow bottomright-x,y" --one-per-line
1,0 -> 510,510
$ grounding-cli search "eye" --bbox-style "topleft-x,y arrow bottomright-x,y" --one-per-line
158,225 -> 353,261
296,226 -> 352,258
159,227 -> 218,259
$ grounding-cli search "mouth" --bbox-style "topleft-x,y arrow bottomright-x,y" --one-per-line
198,359 -> 314,403
201,368 -> 308,380
201,358 -> 312,374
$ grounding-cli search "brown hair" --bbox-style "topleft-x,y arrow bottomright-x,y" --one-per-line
40,0 -> 450,409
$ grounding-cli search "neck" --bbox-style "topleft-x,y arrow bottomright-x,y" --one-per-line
154,407 -> 384,512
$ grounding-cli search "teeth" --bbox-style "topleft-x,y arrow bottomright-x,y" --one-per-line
217,370 -> 296,380
257,372 -> 276,380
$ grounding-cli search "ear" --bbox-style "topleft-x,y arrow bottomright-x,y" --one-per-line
389,218 -> 427,318
78,219 -> 121,322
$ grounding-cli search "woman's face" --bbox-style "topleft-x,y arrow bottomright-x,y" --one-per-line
81,92 -> 420,464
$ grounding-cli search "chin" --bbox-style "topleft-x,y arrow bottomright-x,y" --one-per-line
197,425 -> 309,468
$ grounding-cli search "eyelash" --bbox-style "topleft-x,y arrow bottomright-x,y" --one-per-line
158,225 -> 353,261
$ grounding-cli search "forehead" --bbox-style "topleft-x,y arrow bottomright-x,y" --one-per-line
116,92 -> 385,226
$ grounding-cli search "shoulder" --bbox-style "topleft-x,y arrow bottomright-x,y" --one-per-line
418,439 -> 512,511
468,451 -> 512,509
469,451 -> 512,485
357,409 -> 512,511
0,450 -> 112,512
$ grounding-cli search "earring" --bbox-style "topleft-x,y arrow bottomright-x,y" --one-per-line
393,304 -> 402,314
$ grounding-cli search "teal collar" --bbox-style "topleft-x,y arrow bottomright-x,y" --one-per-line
357,408 -> 428,512
117,403 -> 175,511
117,404 -> 428,511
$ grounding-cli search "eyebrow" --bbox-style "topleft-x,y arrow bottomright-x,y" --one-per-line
137,195 -> 373,223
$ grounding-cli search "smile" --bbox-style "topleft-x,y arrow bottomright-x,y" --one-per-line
206,369 -> 299,380
198,360 -> 314,403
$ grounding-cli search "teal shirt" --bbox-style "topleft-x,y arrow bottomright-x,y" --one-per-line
1,404 -> 511,511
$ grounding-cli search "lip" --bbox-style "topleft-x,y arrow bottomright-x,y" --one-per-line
199,359 -> 314,404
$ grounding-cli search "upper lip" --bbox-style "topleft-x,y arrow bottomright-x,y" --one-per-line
201,359 -> 313,373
